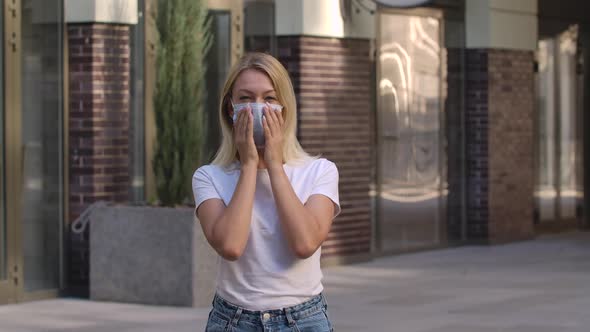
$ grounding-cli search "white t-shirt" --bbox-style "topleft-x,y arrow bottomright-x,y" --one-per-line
192,157 -> 340,311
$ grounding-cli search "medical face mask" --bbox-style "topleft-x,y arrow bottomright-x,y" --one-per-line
232,102 -> 284,147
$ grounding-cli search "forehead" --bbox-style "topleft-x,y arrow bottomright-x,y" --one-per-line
233,69 -> 274,92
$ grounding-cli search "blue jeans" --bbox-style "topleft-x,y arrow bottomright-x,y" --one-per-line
205,293 -> 334,332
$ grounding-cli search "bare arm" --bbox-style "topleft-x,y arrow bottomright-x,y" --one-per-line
196,163 -> 257,261
268,165 -> 335,259
262,106 -> 336,259
196,107 -> 259,261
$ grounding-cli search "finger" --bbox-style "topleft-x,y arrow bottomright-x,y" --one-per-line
270,105 -> 282,129
264,107 -> 276,137
262,113 -> 271,140
233,109 -> 242,139
277,108 -> 285,128
262,106 -> 272,138
238,109 -> 248,143
234,109 -> 242,134
233,108 -> 240,130
247,108 -> 254,142
270,107 -> 281,135
240,107 -> 249,139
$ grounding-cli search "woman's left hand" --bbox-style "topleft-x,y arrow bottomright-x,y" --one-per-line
262,103 -> 285,169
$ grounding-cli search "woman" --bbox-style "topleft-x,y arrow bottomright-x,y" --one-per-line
192,52 -> 340,332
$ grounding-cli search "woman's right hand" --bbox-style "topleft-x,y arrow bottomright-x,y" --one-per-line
234,106 -> 259,167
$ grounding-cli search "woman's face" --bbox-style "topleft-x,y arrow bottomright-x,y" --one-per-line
229,69 -> 280,118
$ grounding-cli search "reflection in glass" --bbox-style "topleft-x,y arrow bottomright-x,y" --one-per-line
536,39 -> 557,220
558,29 -> 579,219
21,0 -> 63,291
377,14 -> 445,252
204,11 -> 231,162
535,26 -> 582,223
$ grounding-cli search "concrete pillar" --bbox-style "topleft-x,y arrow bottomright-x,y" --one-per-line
274,0 -> 375,39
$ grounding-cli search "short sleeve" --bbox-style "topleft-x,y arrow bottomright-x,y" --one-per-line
192,166 -> 222,211
310,160 -> 341,218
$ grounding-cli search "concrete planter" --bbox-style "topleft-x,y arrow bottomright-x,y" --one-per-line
89,205 -> 217,307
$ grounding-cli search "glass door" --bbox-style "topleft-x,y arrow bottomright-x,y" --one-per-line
20,0 -> 63,295
376,11 -> 447,253
1,0 -> 63,304
0,0 -> 17,304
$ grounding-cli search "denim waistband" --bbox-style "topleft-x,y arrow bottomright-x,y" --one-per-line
212,293 -> 327,324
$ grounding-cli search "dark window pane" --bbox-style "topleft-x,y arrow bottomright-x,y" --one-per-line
21,0 -> 63,291
130,0 -> 146,203
204,11 -> 231,162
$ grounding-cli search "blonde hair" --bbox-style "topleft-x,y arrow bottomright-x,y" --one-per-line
211,52 -> 314,168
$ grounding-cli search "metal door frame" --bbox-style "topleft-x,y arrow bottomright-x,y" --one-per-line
374,6 -> 447,255
1,0 -> 65,304
0,0 -> 6,301
207,0 -> 243,66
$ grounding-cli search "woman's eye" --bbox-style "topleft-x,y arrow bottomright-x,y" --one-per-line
265,96 -> 277,101
239,96 -> 251,101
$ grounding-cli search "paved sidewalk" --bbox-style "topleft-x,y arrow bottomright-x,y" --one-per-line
1,231 -> 589,332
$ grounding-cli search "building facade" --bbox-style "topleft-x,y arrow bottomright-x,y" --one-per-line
0,0 -> 588,304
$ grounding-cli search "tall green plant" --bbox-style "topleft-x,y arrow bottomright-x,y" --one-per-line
153,0 -> 211,206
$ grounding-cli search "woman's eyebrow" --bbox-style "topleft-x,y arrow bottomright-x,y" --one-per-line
236,88 -> 275,94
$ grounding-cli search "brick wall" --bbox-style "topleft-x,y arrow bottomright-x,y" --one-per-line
278,36 -> 373,257
465,48 -> 535,243
487,49 -> 535,242
68,24 -> 131,295
446,48 -> 467,242
465,49 -> 490,240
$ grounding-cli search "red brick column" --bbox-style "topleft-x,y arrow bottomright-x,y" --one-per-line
465,48 -> 535,243
278,37 -> 373,260
69,24 -> 131,218
487,50 -> 535,242
68,23 -> 131,295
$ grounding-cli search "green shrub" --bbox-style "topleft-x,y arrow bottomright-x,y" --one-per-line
153,0 -> 211,206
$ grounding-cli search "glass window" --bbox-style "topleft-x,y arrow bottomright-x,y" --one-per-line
130,0 -> 146,203
557,28 -> 579,219
21,0 -> 63,292
377,13 -> 444,252
535,26 -> 582,223
204,10 -> 231,162
536,38 -> 557,221
244,1 -> 276,55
